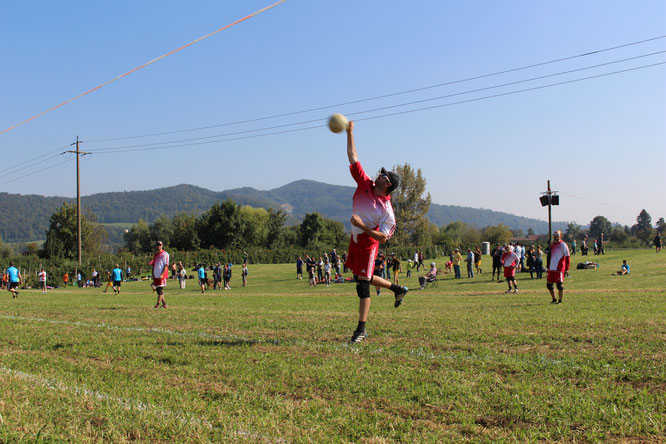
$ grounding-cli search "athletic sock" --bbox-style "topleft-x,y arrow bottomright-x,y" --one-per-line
356,321 -> 366,333
389,283 -> 402,294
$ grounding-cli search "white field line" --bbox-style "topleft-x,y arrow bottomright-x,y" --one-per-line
0,314 -> 247,343
0,366 -> 212,429
0,366 -> 287,442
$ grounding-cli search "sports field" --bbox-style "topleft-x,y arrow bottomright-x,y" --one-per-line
1,249 -> 664,442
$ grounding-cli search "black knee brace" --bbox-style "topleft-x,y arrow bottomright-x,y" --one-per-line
556,282 -> 564,291
156,287 -> 164,296
546,282 -> 554,291
356,280 -> 371,299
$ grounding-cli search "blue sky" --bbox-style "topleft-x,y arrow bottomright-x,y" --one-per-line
1,1 -> 664,227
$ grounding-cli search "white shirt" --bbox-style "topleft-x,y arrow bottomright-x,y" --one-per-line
38,271 -> 47,282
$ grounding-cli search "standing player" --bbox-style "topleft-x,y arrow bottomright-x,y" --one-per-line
501,245 -> 519,293
38,268 -> 47,294
344,121 -> 408,344
7,262 -> 21,298
547,230 -> 570,304
197,264 -> 206,294
150,241 -> 170,308
112,264 -> 123,295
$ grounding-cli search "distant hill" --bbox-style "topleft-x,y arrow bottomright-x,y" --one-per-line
0,181 -> 567,243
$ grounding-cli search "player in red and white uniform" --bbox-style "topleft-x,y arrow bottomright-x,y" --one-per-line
501,245 -> 519,293
344,121 -> 408,344
546,230 -> 570,304
150,240 -> 170,308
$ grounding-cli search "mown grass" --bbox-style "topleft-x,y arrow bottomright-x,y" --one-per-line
1,249 -> 664,442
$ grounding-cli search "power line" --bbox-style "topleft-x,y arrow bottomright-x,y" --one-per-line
0,0 -> 289,135
0,157 -> 74,186
87,61 -> 666,155
83,35 -> 666,143
87,56 -> 666,153
0,143 -> 74,175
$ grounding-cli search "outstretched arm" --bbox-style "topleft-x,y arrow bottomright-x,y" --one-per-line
351,214 -> 387,244
346,121 -> 357,165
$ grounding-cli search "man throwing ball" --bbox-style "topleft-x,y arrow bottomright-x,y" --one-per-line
150,240 -> 170,308
547,230 -> 570,304
344,121 -> 408,344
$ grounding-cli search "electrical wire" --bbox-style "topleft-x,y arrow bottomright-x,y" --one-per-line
0,157 -> 75,186
83,35 -> 666,143
0,143 -> 74,175
0,153 -> 67,179
87,58 -> 666,153
559,192 -> 641,212
0,0 -> 289,135
87,60 -> 666,155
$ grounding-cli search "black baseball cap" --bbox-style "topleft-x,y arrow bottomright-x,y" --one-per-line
380,167 -> 400,194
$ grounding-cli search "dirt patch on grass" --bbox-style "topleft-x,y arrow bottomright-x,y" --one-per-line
475,415 -> 533,429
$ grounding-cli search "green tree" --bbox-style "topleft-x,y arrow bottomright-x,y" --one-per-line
298,212 -> 325,247
238,206 -> 269,247
389,163 -> 432,246
564,223 -> 583,242
631,209 -> 654,244
150,215 -> 174,247
443,221 -> 481,250
321,219 -> 347,248
610,226 -> 629,244
43,202 -> 108,259
0,234 -> 13,259
481,224 -> 512,246
656,217 -> 666,234
197,200 -> 241,249
171,213 -> 199,251
589,216 -> 612,241
266,209 -> 287,249
124,219 -> 151,253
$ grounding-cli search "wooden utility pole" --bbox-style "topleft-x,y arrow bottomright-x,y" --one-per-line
540,180 -> 559,245
65,136 -> 90,266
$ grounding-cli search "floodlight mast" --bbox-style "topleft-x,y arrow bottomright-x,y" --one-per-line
539,180 -> 559,245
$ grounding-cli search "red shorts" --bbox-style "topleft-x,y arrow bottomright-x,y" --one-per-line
547,270 -> 564,283
153,277 -> 167,288
503,267 -> 516,278
346,235 -> 379,280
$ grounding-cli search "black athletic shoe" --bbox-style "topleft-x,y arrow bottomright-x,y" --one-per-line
550,300 -> 558,304
394,286 -> 408,308
350,330 -> 368,343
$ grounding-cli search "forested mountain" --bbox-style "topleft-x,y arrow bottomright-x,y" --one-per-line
0,181 -> 565,243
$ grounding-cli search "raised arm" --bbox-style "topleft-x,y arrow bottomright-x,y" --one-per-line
346,121 -> 357,165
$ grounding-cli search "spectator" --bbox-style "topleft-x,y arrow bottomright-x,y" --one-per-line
615,259 -> 630,276
465,249 -> 475,278
241,263 -> 249,286
178,262 -> 186,289
491,244 -> 503,282
323,258 -> 331,286
419,262 -> 437,289
452,249 -> 463,279
654,233 -> 662,253
296,256 -> 304,279
391,253 -> 401,284
615,260 -> 630,275
38,268 -> 47,294
406,258 -> 413,278
474,246 -> 482,275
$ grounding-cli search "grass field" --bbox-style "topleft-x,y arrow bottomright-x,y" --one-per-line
1,249 -> 664,442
